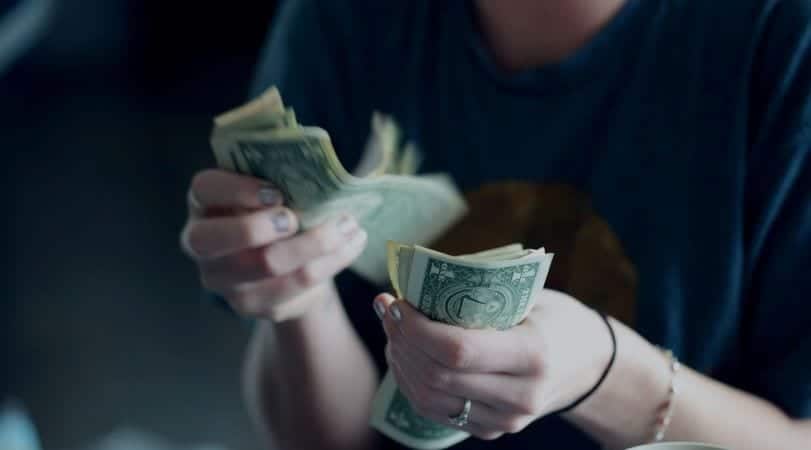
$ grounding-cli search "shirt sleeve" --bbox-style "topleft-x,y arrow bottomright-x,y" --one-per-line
742,0 -> 811,418
249,0 -> 375,168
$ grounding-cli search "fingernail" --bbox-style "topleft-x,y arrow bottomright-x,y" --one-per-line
271,210 -> 291,232
351,229 -> 368,246
390,304 -> 402,322
373,300 -> 386,320
258,187 -> 282,206
336,215 -> 357,235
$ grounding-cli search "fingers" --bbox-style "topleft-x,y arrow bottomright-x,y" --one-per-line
430,372 -> 544,418
386,344 -> 420,408
377,294 -> 535,374
182,207 -> 298,260
297,226 -> 367,283
383,317 -> 536,412
215,228 -> 367,303
189,169 -> 283,216
386,343 -> 504,441
182,170 -> 371,322
226,279 -> 334,323
260,215 -> 360,275
378,294 -> 540,438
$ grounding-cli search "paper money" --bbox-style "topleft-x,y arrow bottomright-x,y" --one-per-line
209,87 -> 467,284
371,242 -> 554,449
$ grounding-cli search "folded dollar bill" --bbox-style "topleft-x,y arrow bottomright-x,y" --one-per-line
209,87 -> 468,284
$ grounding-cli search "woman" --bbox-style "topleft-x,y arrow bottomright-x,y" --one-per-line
180,0 -> 811,449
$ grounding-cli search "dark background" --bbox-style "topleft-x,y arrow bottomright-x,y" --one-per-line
3,1 -> 280,448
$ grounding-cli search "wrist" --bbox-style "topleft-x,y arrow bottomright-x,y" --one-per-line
272,281 -> 341,335
563,321 -> 670,446
551,309 -> 616,415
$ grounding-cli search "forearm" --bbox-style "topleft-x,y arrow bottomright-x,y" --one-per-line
565,318 -> 810,449
243,282 -> 379,450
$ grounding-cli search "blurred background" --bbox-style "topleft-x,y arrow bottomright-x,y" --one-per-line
2,0 -> 281,448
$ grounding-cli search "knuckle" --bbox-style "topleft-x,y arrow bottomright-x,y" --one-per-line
525,351 -> 546,376
517,390 -> 545,415
444,340 -> 474,370
424,366 -> 453,390
266,303 -> 289,322
295,263 -> 320,288
309,226 -> 337,254
225,291 -> 257,315
270,273 -> 296,298
258,251 -> 281,278
190,170 -> 214,194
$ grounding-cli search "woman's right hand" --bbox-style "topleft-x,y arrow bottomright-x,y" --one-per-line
180,169 -> 368,322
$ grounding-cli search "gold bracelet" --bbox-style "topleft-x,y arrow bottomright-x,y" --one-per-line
652,348 -> 680,442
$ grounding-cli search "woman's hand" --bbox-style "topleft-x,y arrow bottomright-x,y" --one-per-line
375,289 -> 613,441
180,169 -> 368,322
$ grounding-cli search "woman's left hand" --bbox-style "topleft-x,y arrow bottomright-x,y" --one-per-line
375,289 -> 614,441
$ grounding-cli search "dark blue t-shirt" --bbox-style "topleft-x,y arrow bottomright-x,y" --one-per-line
251,0 -> 811,448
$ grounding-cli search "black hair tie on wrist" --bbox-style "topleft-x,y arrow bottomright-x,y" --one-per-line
552,310 -> 617,415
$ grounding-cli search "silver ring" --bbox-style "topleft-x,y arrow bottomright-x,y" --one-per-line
448,399 -> 472,427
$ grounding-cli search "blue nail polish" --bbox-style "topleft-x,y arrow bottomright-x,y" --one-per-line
390,304 -> 402,322
271,211 -> 291,232
374,301 -> 386,320
259,187 -> 281,206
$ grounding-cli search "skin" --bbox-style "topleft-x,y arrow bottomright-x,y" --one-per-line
180,1 -> 811,449
378,292 -> 811,449
181,170 -> 377,450
474,0 -> 629,70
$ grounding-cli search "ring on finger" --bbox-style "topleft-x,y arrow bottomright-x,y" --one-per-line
448,398 -> 472,427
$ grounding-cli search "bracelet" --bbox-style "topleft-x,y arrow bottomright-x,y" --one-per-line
553,311 -> 617,415
652,348 -> 680,442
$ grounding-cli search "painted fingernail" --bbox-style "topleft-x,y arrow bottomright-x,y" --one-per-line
390,304 -> 402,322
258,187 -> 282,206
271,210 -> 291,233
336,215 -> 357,235
373,300 -> 386,320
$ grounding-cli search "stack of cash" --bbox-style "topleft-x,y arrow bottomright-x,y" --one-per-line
371,242 -> 554,449
210,87 -> 468,284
